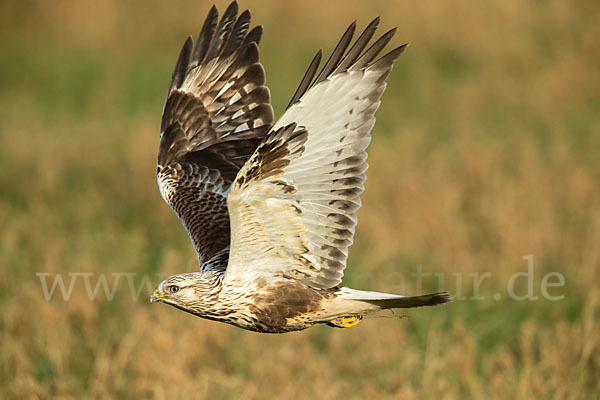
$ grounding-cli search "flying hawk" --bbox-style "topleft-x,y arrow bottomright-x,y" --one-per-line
150,2 -> 451,333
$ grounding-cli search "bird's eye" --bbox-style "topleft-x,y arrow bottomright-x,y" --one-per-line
168,286 -> 180,294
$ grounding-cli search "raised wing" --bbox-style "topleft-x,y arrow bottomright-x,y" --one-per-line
158,2 -> 274,270
226,19 -> 406,288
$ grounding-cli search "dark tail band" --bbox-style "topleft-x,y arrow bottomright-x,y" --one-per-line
359,291 -> 452,309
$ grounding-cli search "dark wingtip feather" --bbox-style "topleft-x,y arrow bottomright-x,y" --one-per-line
333,16 -> 381,74
313,20 -> 357,85
369,43 -> 409,74
351,27 -> 397,71
244,25 -> 263,46
286,49 -> 323,109
222,9 -> 251,57
238,9 -> 251,25
190,5 -> 219,68
224,1 -> 239,15
166,36 -> 193,98
205,1 -> 239,61
178,1 -> 262,89
162,1 -> 273,139
287,18 -> 403,109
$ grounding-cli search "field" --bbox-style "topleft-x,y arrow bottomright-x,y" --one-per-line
1,0 -> 599,398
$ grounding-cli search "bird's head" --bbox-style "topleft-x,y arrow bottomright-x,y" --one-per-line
150,272 -> 221,312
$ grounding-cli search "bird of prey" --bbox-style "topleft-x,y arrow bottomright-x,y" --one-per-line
150,1 -> 451,333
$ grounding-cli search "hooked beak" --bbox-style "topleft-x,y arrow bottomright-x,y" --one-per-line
150,289 -> 172,304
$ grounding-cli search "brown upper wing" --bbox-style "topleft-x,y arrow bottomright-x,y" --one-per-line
157,2 -> 274,270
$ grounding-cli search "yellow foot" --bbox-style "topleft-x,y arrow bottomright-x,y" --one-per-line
327,315 -> 363,328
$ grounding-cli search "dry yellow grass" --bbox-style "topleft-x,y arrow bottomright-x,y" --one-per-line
1,0 -> 599,398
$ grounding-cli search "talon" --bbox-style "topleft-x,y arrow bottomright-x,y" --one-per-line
328,315 -> 362,328
341,316 -> 361,328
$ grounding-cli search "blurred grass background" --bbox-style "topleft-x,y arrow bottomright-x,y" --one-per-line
1,0 -> 599,398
